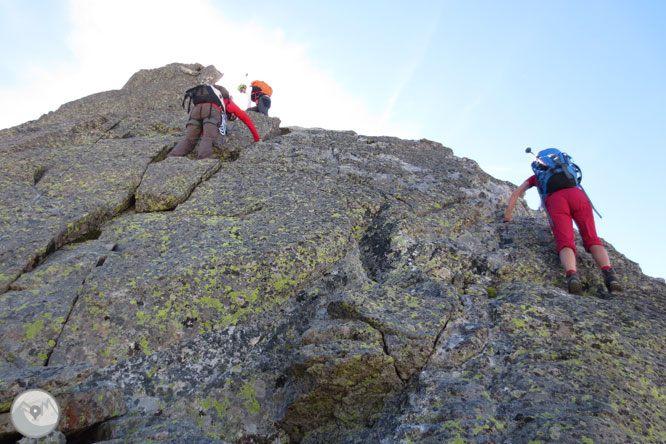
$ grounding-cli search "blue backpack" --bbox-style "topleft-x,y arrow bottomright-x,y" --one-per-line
527,147 -> 601,218
530,148 -> 581,199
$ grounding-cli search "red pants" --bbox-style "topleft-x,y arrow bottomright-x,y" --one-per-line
545,187 -> 602,254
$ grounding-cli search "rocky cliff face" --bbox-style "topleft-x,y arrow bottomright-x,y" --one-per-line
0,63 -> 664,444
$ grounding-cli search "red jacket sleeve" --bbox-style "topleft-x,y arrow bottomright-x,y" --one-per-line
225,99 -> 260,141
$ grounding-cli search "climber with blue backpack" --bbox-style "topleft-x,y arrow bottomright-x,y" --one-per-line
503,147 -> 622,295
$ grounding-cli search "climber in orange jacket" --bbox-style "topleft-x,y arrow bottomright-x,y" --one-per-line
239,81 -> 272,116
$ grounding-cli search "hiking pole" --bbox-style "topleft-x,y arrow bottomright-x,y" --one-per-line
525,146 -> 543,165
525,147 -> 544,164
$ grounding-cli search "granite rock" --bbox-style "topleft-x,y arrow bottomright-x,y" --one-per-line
0,63 -> 663,444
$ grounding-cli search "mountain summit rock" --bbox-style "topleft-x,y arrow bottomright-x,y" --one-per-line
1,63 -> 664,443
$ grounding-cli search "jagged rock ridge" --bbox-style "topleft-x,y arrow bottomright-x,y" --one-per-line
0,63 -> 664,444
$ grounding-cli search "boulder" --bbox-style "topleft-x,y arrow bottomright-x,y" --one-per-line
0,63 -> 663,443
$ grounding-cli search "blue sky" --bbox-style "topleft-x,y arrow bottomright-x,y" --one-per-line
1,0 -> 664,279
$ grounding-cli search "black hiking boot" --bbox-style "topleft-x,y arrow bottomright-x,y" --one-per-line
567,272 -> 582,295
603,268 -> 622,293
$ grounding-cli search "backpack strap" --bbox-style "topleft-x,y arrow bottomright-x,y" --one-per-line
571,162 -> 581,181
183,94 -> 192,113
568,161 -> 599,217
553,155 -> 574,180
183,86 -> 197,112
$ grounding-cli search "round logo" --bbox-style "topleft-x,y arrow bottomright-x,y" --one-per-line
10,389 -> 60,438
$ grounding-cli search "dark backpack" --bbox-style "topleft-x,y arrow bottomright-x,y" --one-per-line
529,147 -> 601,218
182,85 -> 223,112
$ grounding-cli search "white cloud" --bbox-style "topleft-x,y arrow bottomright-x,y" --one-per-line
0,0 -> 404,138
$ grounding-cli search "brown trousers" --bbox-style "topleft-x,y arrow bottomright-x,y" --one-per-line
168,103 -> 222,159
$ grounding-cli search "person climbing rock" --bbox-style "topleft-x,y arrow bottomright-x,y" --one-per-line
504,147 -> 622,295
244,80 -> 272,116
169,84 -> 260,160
169,84 -> 226,160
